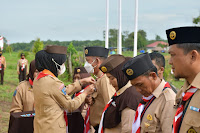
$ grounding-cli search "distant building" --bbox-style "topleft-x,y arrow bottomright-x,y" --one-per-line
146,41 -> 168,53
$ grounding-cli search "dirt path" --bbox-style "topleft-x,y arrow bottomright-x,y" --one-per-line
0,101 -> 11,133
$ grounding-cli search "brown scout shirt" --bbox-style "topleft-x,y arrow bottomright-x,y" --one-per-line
90,71 -> 116,127
33,75 -> 87,133
17,58 -> 28,74
140,80 -> 176,133
0,55 -> 6,69
175,72 -> 200,133
104,82 -> 136,133
10,81 -> 34,113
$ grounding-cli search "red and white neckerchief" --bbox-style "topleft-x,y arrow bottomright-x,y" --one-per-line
98,92 -> 117,133
0,58 -> 2,70
64,111 -> 68,133
29,78 -> 33,86
132,82 -> 171,133
74,85 -> 91,133
21,58 -> 25,71
84,107 -> 91,133
172,86 -> 198,133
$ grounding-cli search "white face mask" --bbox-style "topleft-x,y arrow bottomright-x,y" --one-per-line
52,58 -> 66,75
84,59 -> 96,74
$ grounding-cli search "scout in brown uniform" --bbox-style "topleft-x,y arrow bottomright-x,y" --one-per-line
0,50 -> 6,85
98,55 -> 142,133
149,52 -> 177,93
67,67 -> 91,133
122,53 -> 176,133
84,46 -> 116,132
166,26 -> 200,133
10,60 -> 38,113
33,45 -> 95,133
17,53 -> 28,82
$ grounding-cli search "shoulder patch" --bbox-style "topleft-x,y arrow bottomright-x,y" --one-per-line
13,87 -> 19,96
61,87 -> 67,95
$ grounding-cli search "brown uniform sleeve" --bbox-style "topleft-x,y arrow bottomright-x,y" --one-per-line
51,84 -> 87,113
98,76 -> 115,105
160,100 -> 175,133
10,87 -> 23,113
65,81 -> 82,95
17,60 -> 20,73
121,107 -> 135,133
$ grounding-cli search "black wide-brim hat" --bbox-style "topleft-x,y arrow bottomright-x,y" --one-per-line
84,46 -> 109,58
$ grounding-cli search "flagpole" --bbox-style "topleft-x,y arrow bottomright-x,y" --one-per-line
105,0 -> 109,49
133,0 -> 138,57
118,0 -> 122,54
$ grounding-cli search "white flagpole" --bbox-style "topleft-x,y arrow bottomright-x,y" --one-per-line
105,0 -> 109,49
118,0 -> 122,54
133,0 -> 138,57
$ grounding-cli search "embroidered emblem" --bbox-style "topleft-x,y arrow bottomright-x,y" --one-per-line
13,90 -> 17,96
147,114 -> 153,121
170,31 -> 176,40
61,87 -> 67,95
85,49 -> 88,55
144,122 -> 150,128
111,101 -> 116,107
126,69 -> 134,76
77,69 -> 81,73
187,127 -> 197,133
101,66 -> 107,73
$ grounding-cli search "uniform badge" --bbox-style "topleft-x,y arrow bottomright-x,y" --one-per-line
13,89 -> 17,96
101,66 -> 107,73
147,114 -> 153,121
144,122 -> 150,128
187,127 -> 197,133
126,69 -> 134,76
77,69 -> 81,73
61,87 -> 67,95
85,49 -> 88,55
170,31 -> 176,40
190,106 -> 200,112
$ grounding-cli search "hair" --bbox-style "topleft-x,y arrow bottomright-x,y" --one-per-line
142,66 -> 158,76
176,43 -> 200,55
149,52 -> 165,68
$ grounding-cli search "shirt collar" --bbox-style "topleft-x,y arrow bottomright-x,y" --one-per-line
152,79 -> 166,98
182,71 -> 200,92
116,81 -> 132,96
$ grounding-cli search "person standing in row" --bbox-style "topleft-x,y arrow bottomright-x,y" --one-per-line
166,26 -> 200,133
98,55 -> 142,133
10,60 -> 38,112
67,67 -> 91,133
149,52 -> 177,93
33,45 -> 95,133
84,46 -> 116,132
122,53 -> 176,133
0,50 -> 6,85
17,53 -> 28,82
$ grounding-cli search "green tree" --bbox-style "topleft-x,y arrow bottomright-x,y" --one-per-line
155,35 -> 162,41
33,38 -> 44,54
193,16 -> 200,25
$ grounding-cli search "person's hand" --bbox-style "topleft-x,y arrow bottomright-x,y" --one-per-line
80,77 -> 96,85
83,84 -> 95,96
85,95 -> 93,105
17,71 -> 20,75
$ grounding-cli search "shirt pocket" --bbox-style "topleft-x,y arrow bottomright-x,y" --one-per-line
143,123 -> 157,133
58,121 -> 66,128
184,109 -> 200,128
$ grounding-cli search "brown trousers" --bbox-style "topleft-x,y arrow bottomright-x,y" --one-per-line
0,64 -> 4,84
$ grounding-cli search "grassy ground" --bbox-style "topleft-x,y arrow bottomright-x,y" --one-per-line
0,51 -> 184,132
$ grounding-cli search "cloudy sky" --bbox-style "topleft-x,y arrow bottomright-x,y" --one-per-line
0,0 -> 200,44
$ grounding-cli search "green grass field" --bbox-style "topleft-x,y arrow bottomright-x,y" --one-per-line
0,51 -> 184,133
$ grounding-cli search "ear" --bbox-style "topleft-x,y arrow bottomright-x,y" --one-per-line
190,50 -> 198,63
160,67 -> 164,73
149,72 -> 157,80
